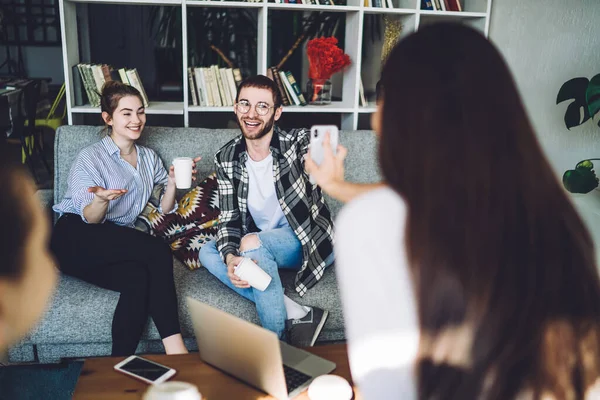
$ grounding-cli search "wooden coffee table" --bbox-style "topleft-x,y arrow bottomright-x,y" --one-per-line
73,343 -> 360,399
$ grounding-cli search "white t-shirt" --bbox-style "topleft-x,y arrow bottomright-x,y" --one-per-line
335,186 -> 419,400
246,153 -> 289,231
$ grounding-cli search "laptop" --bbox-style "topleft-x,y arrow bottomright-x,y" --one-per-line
186,297 -> 336,400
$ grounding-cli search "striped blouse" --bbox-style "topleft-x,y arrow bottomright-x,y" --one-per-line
53,135 -> 175,227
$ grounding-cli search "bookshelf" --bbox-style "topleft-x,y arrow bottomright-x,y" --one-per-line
59,0 -> 492,130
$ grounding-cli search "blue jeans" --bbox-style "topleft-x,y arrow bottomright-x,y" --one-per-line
200,226 -> 303,338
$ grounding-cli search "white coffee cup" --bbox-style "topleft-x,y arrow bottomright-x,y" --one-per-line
172,157 -> 193,189
307,375 -> 353,400
234,258 -> 272,291
143,381 -> 202,400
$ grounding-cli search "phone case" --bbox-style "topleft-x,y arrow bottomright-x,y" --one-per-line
309,125 -> 339,184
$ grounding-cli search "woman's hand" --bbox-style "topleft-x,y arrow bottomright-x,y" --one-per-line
167,156 -> 202,186
84,186 -> 127,223
88,186 -> 127,202
305,132 -> 348,191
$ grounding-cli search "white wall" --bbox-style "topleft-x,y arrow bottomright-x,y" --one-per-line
489,0 -> 600,175
489,0 -> 600,258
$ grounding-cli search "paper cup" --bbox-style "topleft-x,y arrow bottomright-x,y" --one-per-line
143,381 -> 202,400
172,157 -> 193,189
308,375 -> 353,400
234,258 -> 272,291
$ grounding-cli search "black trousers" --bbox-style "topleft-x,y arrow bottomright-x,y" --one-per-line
50,213 -> 181,356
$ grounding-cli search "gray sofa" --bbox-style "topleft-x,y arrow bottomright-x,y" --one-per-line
10,125 -> 379,363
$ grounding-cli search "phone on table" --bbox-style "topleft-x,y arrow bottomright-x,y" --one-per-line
309,125 -> 339,184
114,355 -> 176,385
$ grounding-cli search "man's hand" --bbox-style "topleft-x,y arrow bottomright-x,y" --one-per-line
226,254 -> 250,289
305,131 -> 348,191
88,186 -> 127,202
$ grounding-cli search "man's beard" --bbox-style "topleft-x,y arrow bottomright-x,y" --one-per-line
237,113 -> 276,141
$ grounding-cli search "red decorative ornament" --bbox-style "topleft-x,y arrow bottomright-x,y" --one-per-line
306,37 -> 351,80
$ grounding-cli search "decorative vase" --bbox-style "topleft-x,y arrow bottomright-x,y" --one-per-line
307,78 -> 332,105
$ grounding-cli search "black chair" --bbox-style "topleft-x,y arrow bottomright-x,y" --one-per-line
12,79 -> 51,183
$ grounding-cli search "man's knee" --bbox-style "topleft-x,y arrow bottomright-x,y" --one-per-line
240,234 -> 261,252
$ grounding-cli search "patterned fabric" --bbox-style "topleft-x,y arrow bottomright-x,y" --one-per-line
214,126 -> 335,296
136,173 -> 220,270
53,135 -> 175,227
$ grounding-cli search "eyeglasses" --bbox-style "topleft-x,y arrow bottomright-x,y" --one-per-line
235,100 -> 275,116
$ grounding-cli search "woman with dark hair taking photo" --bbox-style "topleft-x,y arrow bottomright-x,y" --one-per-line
307,23 -> 600,399
0,147 -> 57,352
51,81 -> 196,356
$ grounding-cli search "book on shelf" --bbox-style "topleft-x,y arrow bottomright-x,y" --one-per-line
72,65 -> 85,106
188,67 -> 199,106
74,64 -> 151,108
232,68 -> 243,87
77,64 -> 101,107
421,0 -> 434,9
269,66 -> 291,106
125,68 -> 150,108
368,0 -> 393,8
213,65 -> 229,106
284,71 -> 307,106
278,70 -> 299,105
275,0 -> 337,4
225,68 -> 238,104
359,79 -> 367,107
423,0 -> 462,11
188,65 -> 242,107
448,0 -> 462,11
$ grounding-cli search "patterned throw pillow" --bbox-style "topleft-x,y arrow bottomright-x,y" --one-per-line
136,173 -> 220,270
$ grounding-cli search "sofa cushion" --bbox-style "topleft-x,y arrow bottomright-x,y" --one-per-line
137,173 -> 220,270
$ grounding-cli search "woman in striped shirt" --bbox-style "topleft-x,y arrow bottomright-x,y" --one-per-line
51,81 -> 194,356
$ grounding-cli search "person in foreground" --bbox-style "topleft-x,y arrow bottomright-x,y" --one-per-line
308,23 -> 600,399
51,81 -> 195,356
0,147 -> 58,352
199,75 -> 334,347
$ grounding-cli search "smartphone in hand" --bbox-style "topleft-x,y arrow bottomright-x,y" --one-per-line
309,125 -> 339,184
114,355 -> 176,385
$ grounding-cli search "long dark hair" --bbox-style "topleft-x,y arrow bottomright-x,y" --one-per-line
379,23 -> 600,399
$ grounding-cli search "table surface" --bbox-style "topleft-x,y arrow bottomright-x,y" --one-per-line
73,343 -> 360,400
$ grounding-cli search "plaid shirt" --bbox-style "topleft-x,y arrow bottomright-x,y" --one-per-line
214,126 -> 335,296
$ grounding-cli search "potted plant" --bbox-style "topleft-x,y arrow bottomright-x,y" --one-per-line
557,74 -> 600,194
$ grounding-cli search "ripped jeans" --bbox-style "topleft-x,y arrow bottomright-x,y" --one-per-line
199,226 -> 303,338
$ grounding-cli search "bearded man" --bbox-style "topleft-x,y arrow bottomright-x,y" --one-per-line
199,75 -> 335,347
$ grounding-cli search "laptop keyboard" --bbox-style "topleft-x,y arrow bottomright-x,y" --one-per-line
283,364 -> 312,392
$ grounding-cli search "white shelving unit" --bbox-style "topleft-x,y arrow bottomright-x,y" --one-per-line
59,0 -> 492,129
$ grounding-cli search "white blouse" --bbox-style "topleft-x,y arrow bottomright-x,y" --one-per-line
335,186 -> 419,400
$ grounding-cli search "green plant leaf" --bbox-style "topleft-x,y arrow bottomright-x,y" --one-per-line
576,160 -> 594,170
563,166 -> 599,194
565,102 -> 586,130
586,73 -> 600,118
557,77 -> 591,129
